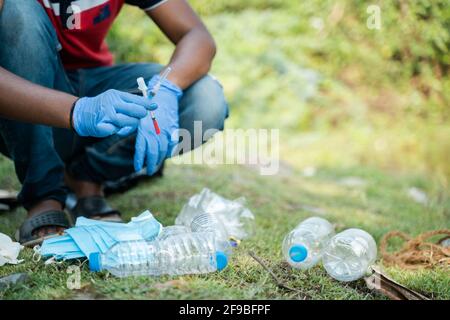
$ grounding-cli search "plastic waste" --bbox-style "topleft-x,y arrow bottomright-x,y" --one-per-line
282,217 -> 334,269
40,210 -> 162,260
442,238 -> 450,248
323,228 -> 377,282
89,232 -> 228,277
338,176 -> 367,188
175,188 -> 255,240
190,213 -> 232,255
407,187 -> 428,205
0,232 -> 23,266
157,225 -> 191,241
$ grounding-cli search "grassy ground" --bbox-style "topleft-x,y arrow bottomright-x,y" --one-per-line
0,2 -> 449,300
0,160 -> 448,299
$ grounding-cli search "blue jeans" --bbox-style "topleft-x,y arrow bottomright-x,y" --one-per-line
0,0 -> 228,209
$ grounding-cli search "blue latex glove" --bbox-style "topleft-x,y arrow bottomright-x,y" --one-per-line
134,75 -> 183,175
72,89 -> 157,137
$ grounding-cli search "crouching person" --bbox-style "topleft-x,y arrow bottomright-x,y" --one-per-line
0,0 -> 228,246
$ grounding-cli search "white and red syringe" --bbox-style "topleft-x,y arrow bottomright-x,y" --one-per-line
136,67 -> 172,135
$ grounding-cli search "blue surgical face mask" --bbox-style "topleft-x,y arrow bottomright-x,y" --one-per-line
40,210 -> 162,260
86,225 -> 116,251
66,227 -> 101,258
39,234 -> 84,260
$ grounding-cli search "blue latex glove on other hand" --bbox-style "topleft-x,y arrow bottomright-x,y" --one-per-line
134,75 -> 183,175
73,89 -> 157,137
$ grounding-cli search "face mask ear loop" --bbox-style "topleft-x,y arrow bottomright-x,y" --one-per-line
48,257 -> 66,265
32,245 -> 42,263
44,256 -> 57,265
79,258 -> 88,268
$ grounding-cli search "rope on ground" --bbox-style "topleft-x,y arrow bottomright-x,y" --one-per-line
379,229 -> 450,269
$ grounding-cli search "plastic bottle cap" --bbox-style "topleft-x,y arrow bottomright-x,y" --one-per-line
216,251 -> 228,271
89,252 -> 102,272
289,245 -> 308,262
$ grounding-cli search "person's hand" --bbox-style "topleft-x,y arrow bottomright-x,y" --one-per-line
133,75 -> 183,175
72,89 -> 157,137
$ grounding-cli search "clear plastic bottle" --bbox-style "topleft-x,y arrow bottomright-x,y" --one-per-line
322,228 -> 377,282
190,213 -> 228,240
89,232 -> 228,277
282,217 -> 335,269
157,225 -> 191,241
175,188 -> 255,240
190,213 -> 232,255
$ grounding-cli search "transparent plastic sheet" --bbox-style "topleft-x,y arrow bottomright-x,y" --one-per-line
175,188 -> 255,240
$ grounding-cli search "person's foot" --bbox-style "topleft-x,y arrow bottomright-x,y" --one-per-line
64,172 -> 121,221
28,199 -> 66,238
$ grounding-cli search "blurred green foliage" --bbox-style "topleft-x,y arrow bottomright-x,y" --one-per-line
108,0 -> 450,186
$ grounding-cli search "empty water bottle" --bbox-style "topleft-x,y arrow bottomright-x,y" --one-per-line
190,213 -> 232,255
322,228 -> 377,282
176,188 -> 255,240
89,232 -> 228,277
282,217 -> 335,269
157,225 -> 191,241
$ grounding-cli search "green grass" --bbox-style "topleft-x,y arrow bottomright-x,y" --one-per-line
0,1 -> 449,300
0,161 -> 448,299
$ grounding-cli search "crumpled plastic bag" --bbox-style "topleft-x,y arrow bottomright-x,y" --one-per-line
175,188 -> 255,240
0,233 -> 23,266
40,210 -> 162,260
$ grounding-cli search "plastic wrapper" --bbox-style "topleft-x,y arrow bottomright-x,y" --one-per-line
0,233 -> 23,266
175,188 -> 255,240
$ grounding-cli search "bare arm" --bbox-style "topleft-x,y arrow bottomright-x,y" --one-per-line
0,67 -> 77,128
146,0 -> 216,89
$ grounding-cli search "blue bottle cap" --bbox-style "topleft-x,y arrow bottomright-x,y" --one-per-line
289,245 -> 308,262
89,252 -> 101,272
216,251 -> 228,271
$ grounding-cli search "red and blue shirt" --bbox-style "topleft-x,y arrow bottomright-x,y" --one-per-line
37,0 -> 166,70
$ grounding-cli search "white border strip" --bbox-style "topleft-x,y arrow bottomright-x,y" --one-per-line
143,0 -> 169,11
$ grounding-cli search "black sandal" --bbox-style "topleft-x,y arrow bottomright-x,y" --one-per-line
70,196 -> 122,222
16,210 -> 71,247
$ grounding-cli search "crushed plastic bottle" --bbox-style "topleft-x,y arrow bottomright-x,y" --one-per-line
322,228 -> 377,282
282,217 -> 334,269
89,232 -> 228,277
190,213 -> 228,240
176,188 -> 255,240
157,225 -> 191,241
190,213 -> 232,255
